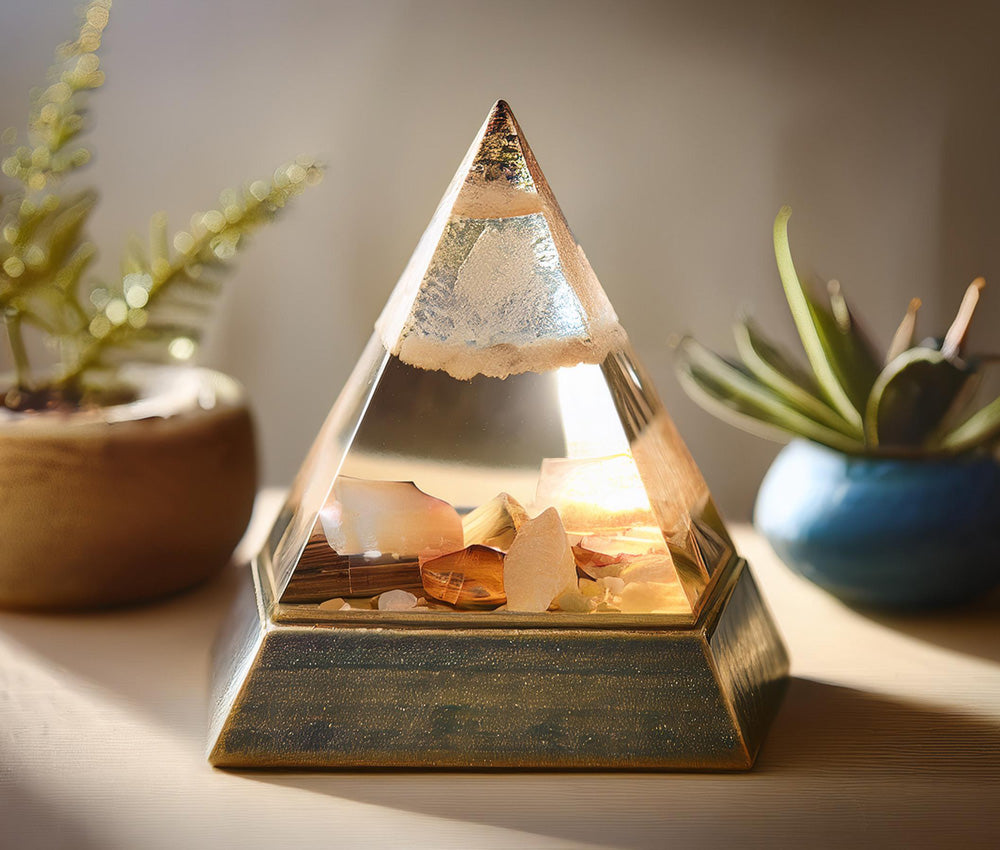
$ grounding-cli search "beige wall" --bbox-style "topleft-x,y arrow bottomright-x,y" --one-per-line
2,0 -> 999,518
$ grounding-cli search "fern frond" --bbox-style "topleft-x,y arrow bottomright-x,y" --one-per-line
0,2 -> 108,392
58,158 -> 323,387
1,1 -> 321,402
1,0 -> 109,193
1,190 -> 97,331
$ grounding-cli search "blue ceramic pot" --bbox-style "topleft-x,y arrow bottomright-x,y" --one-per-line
754,439 -> 1000,610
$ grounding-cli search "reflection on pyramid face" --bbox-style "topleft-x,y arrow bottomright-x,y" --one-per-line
264,100 -> 734,622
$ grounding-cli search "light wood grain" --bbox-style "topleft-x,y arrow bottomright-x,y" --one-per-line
1,490 -> 998,849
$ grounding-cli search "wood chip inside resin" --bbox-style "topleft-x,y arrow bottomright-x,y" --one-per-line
503,507 -> 577,612
282,526 -> 423,603
461,492 -> 529,550
420,545 -> 506,609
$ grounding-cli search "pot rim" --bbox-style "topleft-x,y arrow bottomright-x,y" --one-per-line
0,364 -> 248,434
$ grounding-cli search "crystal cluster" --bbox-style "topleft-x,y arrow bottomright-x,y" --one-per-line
289,472 -> 689,615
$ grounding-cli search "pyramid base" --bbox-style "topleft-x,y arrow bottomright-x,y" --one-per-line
208,555 -> 788,770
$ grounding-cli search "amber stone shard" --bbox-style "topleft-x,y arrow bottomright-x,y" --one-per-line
419,545 -> 506,608
210,99 -> 787,770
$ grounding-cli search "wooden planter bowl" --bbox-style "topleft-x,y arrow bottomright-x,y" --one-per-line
0,365 -> 257,610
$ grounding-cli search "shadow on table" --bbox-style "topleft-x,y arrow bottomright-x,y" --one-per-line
853,584 -> 1000,664
233,677 -> 1000,848
0,774 -> 105,850
0,492 -> 283,737
0,559 -> 244,737
756,676 -> 1000,775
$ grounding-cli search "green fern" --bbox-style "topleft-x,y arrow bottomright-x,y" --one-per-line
0,0 -> 322,408
676,208 -> 1000,457
61,160 -> 321,387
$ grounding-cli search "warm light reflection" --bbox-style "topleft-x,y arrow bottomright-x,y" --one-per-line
555,362 -> 629,458
535,453 -> 659,533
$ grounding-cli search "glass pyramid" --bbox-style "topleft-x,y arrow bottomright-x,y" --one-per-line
262,100 -> 734,622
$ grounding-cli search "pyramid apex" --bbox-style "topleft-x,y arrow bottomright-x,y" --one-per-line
451,98 -> 541,219
489,98 -> 513,116
376,98 -> 626,380
481,99 -> 518,140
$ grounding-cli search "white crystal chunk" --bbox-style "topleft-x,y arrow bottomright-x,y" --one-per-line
503,507 -> 577,612
318,477 -> 463,557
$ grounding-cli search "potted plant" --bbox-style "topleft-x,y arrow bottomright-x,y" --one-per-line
676,206 -> 1000,610
0,0 -> 321,609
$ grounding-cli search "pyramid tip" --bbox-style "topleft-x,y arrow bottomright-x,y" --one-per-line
481,98 -> 519,137
444,98 -> 541,218
377,95 -> 626,381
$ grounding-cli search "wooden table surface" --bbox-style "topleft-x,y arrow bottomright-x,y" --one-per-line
2,489 -> 999,849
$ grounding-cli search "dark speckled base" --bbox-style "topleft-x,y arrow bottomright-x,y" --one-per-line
208,557 -> 788,770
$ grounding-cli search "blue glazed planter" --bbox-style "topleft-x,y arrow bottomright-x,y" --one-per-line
754,439 -> 1000,610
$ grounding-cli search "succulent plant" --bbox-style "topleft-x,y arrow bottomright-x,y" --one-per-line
0,0 -> 322,411
676,206 -> 1000,457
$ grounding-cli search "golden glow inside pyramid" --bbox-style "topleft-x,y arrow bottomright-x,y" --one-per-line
263,100 -> 734,622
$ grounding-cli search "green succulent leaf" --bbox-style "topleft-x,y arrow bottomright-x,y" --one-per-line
939,393 -> 1000,454
733,315 -> 862,439
676,336 -> 867,454
885,297 -> 921,365
865,347 -> 973,448
826,278 -> 884,362
677,207 -> 996,457
941,277 -> 985,360
773,207 -> 882,429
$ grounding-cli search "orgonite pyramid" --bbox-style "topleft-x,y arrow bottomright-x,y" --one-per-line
210,100 -> 788,770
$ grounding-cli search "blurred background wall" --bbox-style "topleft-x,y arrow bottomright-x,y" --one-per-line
2,0 -> 999,519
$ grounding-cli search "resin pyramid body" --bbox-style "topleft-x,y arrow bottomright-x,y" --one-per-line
209,101 -> 787,770
267,100 -> 734,618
